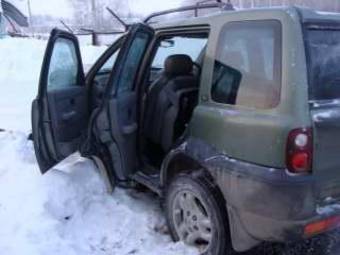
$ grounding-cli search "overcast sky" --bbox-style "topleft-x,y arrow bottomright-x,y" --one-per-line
29,0 -> 73,17
128,0 -> 183,15
6,0 -> 184,18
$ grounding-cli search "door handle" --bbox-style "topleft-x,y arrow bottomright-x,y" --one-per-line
62,111 -> 76,122
122,123 -> 137,134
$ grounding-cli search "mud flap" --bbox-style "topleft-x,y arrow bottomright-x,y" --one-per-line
227,205 -> 261,252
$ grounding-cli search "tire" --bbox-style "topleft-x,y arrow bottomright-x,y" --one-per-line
165,170 -> 233,255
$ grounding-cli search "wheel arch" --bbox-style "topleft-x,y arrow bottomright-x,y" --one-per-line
160,139 -> 225,190
160,151 -> 203,187
160,137 -> 263,252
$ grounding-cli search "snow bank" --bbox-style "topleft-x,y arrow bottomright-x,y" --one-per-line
0,37 -> 197,255
0,131 -> 196,255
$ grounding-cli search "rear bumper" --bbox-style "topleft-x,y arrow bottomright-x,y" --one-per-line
227,200 -> 340,249
210,158 -> 340,251
303,205 -> 340,237
170,137 -> 340,252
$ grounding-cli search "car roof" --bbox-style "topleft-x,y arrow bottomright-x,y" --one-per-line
299,7 -> 340,22
150,6 -> 340,30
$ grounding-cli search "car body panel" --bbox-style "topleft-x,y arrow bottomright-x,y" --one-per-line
302,18 -> 340,202
189,7 -> 310,168
160,136 -> 317,251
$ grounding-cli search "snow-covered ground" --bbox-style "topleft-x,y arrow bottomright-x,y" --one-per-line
0,37 -> 197,255
0,37 -> 105,132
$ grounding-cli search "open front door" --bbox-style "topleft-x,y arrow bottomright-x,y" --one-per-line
32,29 -> 87,173
94,23 -> 154,181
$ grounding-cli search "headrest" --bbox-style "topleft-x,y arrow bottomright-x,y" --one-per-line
164,54 -> 193,77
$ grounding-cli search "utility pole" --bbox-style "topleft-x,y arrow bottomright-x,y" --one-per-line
27,0 -> 32,26
91,0 -> 97,30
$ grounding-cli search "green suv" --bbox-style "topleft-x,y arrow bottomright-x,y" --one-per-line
31,4 -> 340,254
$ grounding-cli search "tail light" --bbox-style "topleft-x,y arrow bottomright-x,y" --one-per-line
286,128 -> 313,174
304,216 -> 340,237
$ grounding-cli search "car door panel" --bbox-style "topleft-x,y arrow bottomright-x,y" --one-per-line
106,94 -> 137,180
94,24 -> 154,181
116,92 -> 137,134
48,87 -> 87,142
47,86 -> 87,158
32,29 -> 87,173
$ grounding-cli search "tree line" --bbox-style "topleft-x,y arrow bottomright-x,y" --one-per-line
28,0 -> 340,34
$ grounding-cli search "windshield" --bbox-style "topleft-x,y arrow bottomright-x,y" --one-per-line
152,36 -> 207,69
306,26 -> 340,100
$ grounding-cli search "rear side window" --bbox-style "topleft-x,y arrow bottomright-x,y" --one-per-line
211,20 -> 282,109
306,26 -> 340,100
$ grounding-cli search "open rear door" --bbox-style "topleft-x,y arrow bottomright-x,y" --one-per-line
32,29 -> 87,173
94,23 -> 154,181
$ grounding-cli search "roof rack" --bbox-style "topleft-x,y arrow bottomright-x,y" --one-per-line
143,0 -> 234,23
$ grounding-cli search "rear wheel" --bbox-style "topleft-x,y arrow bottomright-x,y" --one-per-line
165,170 -> 233,255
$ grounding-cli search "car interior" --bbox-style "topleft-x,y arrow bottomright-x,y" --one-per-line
89,38 -> 123,111
140,32 -> 208,170
86,32 -> 208,175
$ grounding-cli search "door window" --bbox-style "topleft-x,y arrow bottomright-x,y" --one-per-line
211,20 -> 282,109
116,32 -> 151,94
98,48 -> 120,74
48,38 -> 79,90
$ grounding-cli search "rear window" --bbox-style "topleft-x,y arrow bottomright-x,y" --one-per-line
306,25 -> 340,100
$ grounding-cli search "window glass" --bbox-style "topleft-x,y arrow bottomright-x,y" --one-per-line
152,36 -> 207,69
211,20 -> 282,109
48,38 -> 79,90
306,28 -> 340,100
117,32 -> 150,94
98,49 -> 120,74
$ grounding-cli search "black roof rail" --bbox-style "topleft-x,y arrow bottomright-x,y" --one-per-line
143,0 -> 234,24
